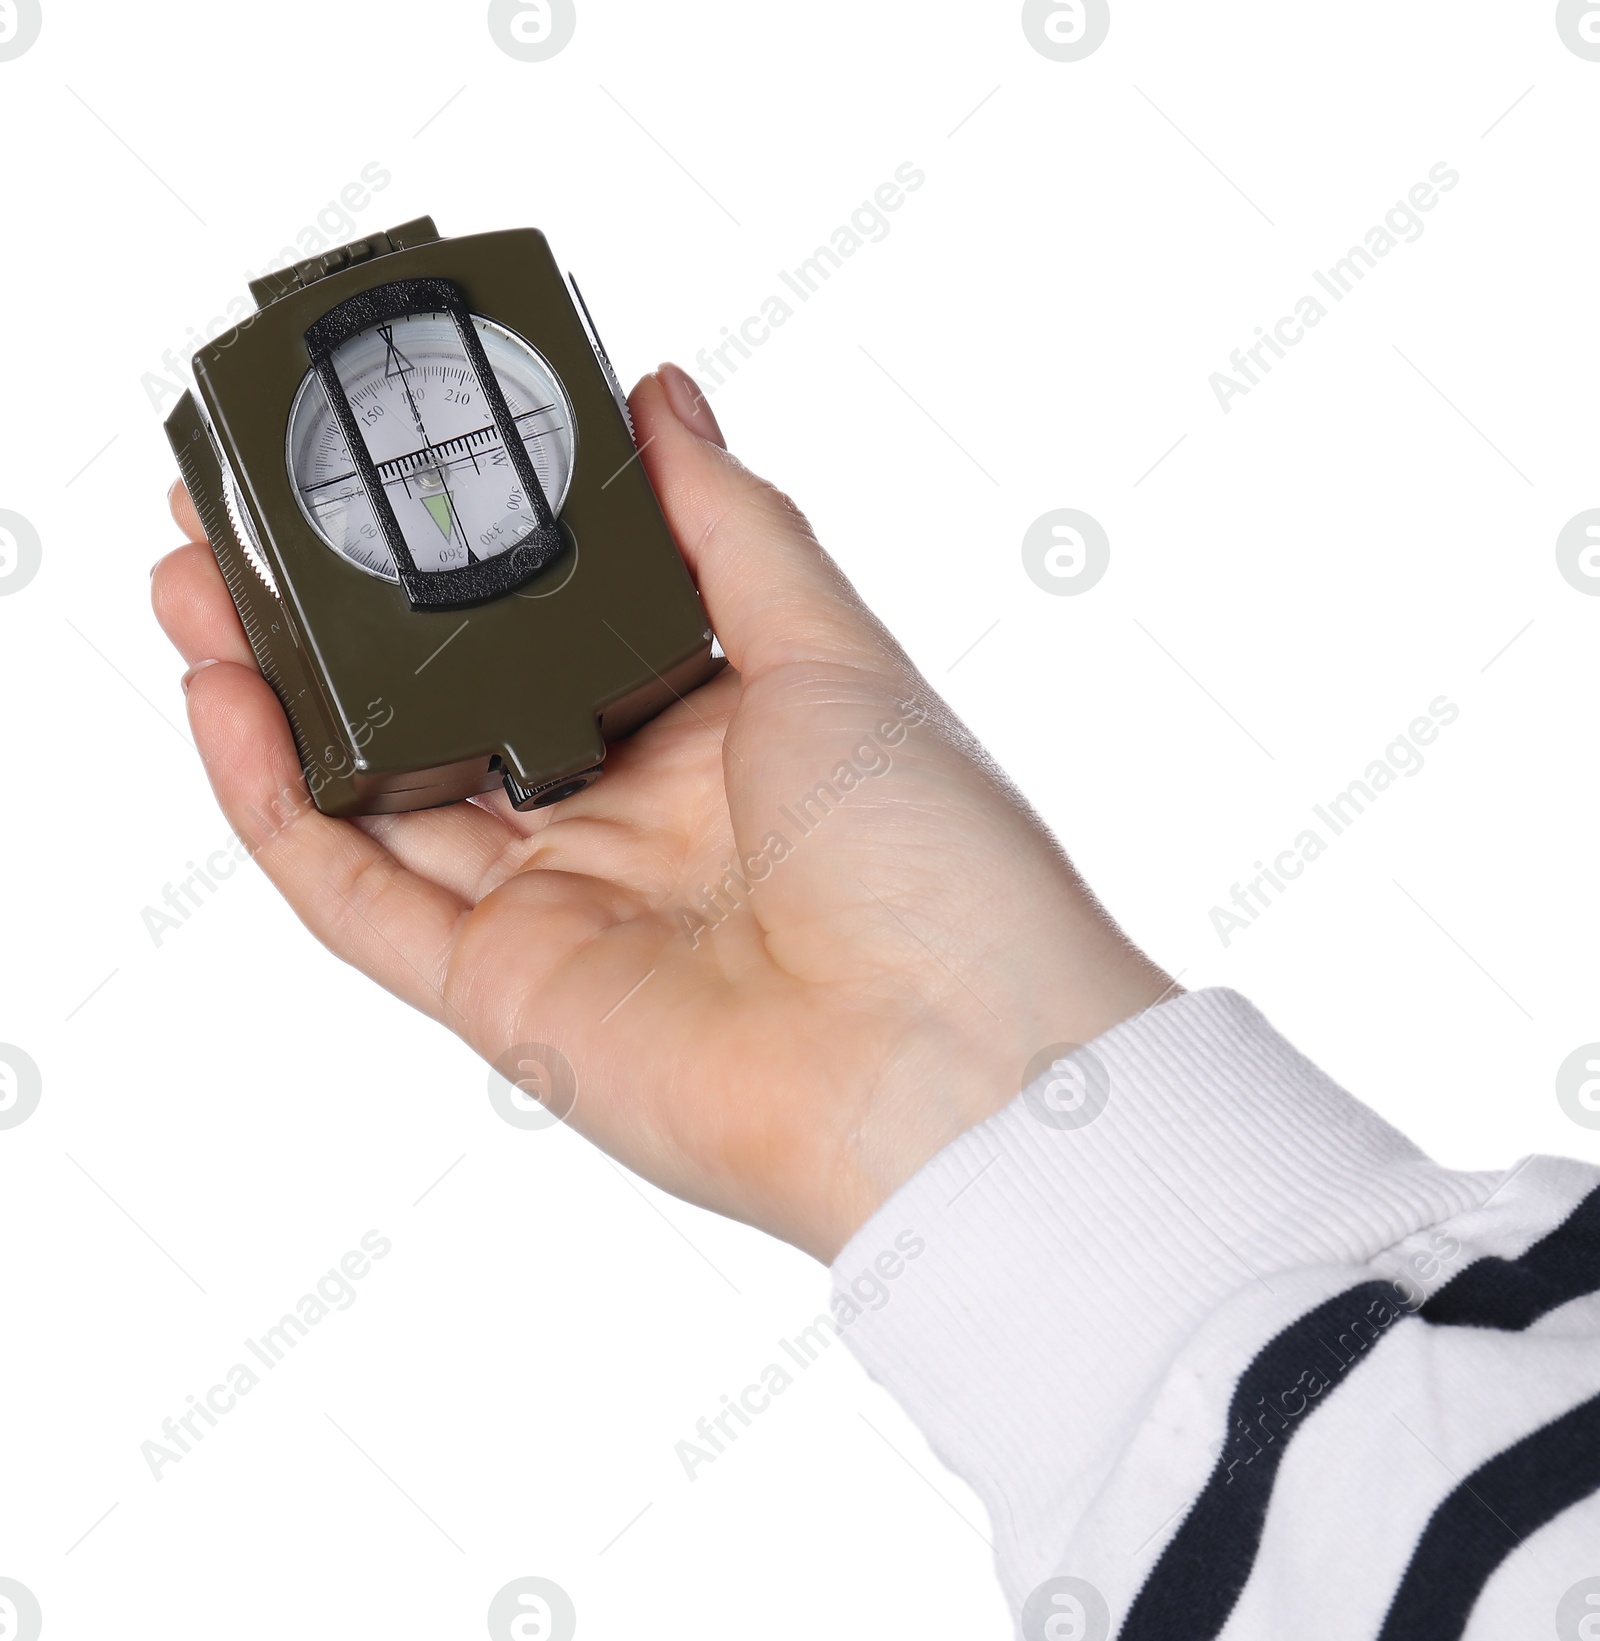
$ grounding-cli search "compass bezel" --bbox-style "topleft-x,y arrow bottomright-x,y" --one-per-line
301,276 -> 566,612
285,313 -> 578,590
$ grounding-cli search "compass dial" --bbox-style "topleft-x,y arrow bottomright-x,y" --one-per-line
286,313 -> 576,582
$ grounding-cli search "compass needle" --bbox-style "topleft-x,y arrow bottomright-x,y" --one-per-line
421,492 -> 453,539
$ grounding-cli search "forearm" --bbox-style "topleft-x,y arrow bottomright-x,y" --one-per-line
831,989 -> 1600,1638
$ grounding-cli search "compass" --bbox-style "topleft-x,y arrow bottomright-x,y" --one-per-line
166,216 -> 722,816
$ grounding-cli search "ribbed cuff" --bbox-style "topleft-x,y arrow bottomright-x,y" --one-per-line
829,988 -> 1495,1604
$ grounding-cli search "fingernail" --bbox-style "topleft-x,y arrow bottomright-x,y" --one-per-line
181,660 -> 219,695
658,362 -> 726,448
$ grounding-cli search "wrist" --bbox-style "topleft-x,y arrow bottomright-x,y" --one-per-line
813,949 -> 1178,1262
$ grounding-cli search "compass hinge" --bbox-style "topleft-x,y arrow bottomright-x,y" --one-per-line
249,216 -> 442,311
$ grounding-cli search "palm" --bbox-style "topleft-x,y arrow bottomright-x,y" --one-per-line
433,655 -> 981,1254
156,371 -> 1167,1259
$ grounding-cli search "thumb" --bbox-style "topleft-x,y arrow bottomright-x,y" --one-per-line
630,366 -> 899,683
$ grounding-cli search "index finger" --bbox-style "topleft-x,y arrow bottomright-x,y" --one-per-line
168,479 -> 205,543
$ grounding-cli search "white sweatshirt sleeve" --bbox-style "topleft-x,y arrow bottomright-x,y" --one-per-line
829,988 -> 1600,1641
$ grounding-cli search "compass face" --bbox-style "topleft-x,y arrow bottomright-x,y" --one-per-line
286,313 -> 576,582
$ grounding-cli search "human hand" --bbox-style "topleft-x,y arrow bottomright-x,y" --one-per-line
152,364 -> 1174,1262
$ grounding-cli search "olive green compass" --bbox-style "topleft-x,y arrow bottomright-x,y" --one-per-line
165,215 -> 722,816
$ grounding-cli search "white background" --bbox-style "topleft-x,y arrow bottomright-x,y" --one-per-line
3,2 -> 1600,1636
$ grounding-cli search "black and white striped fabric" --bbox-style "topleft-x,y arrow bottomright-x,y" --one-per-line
832,990 -> 1600,1640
